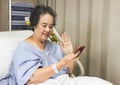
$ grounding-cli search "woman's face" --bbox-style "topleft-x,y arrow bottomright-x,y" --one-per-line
34,13 -> 54,42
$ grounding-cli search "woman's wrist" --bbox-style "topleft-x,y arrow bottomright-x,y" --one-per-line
56,60 -> 66,71
52,64 -> 59,73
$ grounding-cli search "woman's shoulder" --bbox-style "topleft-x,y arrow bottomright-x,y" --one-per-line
47,40 -> 63,52
14,41 -> 37,55
16,41 -> 30,49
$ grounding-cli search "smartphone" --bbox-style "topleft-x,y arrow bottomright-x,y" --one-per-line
74,46 -> 85,54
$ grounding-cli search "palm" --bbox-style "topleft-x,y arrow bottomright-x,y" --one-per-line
60,33 -> 73,54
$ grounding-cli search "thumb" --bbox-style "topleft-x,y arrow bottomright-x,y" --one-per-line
74,51 -> 80,58
59,42 -> 64,50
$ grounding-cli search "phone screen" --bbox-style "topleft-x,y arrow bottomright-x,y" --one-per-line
78,46 -> 85,53
74,46 -> 85,54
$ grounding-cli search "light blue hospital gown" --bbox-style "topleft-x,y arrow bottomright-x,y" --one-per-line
0,40 -> 113,85
1,40 -> 68,85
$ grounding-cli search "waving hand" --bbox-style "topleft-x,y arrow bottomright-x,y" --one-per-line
60,33 -> 73,55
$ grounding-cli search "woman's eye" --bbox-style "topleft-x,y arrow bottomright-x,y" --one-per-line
42,24 -> 53,29
42,25 -> 47,28
49,25 -> 53,29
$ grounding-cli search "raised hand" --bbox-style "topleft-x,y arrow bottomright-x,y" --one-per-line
60,32 -> 73,55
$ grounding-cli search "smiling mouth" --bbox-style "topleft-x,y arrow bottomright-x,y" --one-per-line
43,33 -> 50,37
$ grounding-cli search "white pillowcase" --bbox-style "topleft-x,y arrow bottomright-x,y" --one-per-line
0,31 -> 32,80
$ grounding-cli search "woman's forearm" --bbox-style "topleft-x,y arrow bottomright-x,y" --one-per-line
27,53 -> 79,84
68,62 -> 77,75
27,61 -> 65,84
27,66 -> 55,84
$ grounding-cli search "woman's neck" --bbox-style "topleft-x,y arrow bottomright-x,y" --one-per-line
27,35 -> 46,50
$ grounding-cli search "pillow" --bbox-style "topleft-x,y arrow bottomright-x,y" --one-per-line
0,30 -> 32,80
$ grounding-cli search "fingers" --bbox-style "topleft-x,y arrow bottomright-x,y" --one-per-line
62,52 -> 80,67
74,51 -> 80,58
66,51 -> 80,60
62,32 -> 69,42
71,52 -> 80,63
59,42 -> 64,49
61,32 -> 72,45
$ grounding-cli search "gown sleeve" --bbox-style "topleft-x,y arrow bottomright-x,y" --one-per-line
12,43 -> 43,85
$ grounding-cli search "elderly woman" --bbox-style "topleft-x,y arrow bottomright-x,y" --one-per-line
8,5 -> 113,85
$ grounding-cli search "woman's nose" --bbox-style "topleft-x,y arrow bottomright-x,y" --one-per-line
45,26 -> 50,31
